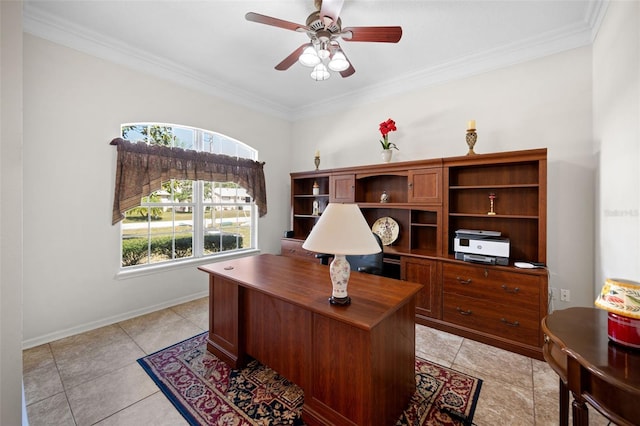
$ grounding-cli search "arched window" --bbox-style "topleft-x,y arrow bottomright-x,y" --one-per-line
118,123 -> 259,270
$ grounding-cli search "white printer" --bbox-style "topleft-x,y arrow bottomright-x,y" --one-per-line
454,229 -> 510,266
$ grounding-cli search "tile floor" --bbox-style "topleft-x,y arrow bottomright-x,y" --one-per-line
23,297 -> 613,426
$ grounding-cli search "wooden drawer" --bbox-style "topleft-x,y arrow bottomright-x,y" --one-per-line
443,293 -> 540,346
442,263 -> 540,310
280,239 -> 320,263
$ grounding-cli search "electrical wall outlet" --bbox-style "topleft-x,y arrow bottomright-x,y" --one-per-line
560,289 -> 570,302
550,288 -> 558,300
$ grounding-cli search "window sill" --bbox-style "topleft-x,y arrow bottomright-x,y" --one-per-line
115,248 -> 261,280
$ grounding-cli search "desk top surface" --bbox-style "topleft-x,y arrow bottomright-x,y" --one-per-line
199,254 -> 423,330
542,307 -> 640,393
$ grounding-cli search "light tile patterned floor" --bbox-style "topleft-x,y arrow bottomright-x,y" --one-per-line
23,297 -> 613,425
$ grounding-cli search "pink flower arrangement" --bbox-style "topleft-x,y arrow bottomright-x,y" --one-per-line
379,118 -> 398,150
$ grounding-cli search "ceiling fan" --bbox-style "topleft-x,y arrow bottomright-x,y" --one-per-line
245,0 -> 402,80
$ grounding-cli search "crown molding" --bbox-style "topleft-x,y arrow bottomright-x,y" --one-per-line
292,1 -> 609,120
585,0 -> 609,41
23,1 -> 608,122
23,3 -> 295,121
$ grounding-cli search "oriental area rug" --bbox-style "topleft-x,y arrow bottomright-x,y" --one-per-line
138,332 -> 482,426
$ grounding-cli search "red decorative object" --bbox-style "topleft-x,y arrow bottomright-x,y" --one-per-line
608,312 -> 640,349
379,118 -> 399,150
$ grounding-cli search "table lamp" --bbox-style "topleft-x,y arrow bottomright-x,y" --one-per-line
302,203 -> 381,305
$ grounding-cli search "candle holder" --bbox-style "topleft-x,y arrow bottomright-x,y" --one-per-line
314,155 -> 320,170
488,192 -> 496,215
466,129 -> 477,155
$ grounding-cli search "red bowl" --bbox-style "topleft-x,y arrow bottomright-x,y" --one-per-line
608,312 -> 640,349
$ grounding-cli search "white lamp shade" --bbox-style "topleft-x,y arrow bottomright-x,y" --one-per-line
302,203 -> 381,255
310,63 -> 330,81
328,51 -> 349,72
299,46 -> 321,67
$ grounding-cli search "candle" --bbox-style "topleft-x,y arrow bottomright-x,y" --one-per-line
467,120 -> 476,130
315,150 -> 320,157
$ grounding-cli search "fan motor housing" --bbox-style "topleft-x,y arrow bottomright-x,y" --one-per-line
306,11 -> 341,33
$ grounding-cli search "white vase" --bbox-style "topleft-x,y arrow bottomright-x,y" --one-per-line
381,149 -> 393,163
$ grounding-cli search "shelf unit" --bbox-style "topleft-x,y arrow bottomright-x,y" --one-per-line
285,149 -> 548,360
290,172 -> 330,240
443,150 -> 547,263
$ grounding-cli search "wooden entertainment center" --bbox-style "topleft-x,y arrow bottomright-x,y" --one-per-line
282,148 -> 548,359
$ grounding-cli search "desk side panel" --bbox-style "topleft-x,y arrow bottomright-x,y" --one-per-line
310,314 -> 371,425
371,299 -> 417,424
244,289 -> 313,387
208,276 -> 244,367
309,298 -> 416,426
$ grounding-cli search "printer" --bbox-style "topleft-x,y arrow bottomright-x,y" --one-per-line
454,229 -> 510,266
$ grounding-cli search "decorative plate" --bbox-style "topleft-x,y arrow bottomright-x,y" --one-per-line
372,217 -> 399,246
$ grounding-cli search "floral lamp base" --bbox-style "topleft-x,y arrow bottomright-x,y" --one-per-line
329,254 -> 352,305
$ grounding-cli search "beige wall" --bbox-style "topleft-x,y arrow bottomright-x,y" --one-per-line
593,0 -> 640,290
1,1 -> 24,424
292,45 -> 596,310
22,34 -> 291,346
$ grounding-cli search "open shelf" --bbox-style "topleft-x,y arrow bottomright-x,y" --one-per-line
356,174 -> 408,204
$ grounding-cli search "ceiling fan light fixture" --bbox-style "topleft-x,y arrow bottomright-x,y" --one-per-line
310,63 -> 330,81
328,51 -> 349,72
299,46 -> 321,67
318,41 -> 331,59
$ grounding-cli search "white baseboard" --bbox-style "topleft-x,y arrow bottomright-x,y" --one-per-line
22,290 -> 209,349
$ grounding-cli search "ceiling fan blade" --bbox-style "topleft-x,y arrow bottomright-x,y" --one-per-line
339,62 -> 355,78
275,43 -> 311,71
342,26 -> 403,43
245,12 -> 308,32
320,0 -> 344,26
337,44 -> 356,78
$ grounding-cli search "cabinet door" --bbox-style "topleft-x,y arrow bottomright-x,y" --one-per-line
330,174 -> 355,203
401,257 -> 441,319
408,168 -> 442,204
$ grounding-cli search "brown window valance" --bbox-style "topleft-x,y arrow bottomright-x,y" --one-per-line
110,138 -> 267,225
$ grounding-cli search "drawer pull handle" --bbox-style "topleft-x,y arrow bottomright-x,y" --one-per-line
501,284 -> 520,294
501,318 -> 520,327
455,277 -> 472,285
456,307 -> 472,315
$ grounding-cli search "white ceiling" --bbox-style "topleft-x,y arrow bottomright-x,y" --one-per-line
23,0 -> 607,120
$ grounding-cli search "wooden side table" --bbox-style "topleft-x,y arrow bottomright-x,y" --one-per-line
542,307 -> 640,426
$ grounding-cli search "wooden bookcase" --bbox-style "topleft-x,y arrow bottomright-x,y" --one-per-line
285,149 -> 548,359
290,171 -> 330,240
443,150 -> 546,263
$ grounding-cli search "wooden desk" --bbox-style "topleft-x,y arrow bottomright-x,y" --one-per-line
541,307 -> 640,426
198,254 -> 423,426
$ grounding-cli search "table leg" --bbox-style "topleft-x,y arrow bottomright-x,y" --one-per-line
559,378 -> 569,426
571,394 -> 589,426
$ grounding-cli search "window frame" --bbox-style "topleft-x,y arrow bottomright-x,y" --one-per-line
116,123 -> 260,279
